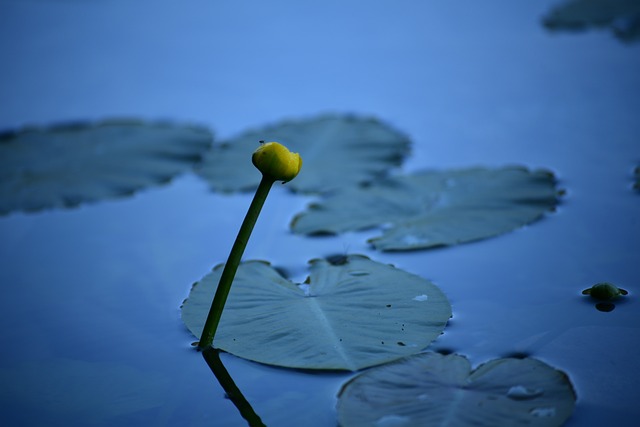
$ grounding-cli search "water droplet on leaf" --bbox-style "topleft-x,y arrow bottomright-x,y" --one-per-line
507,385 -> 544,400
530,407 -> 556,417
400,235 -> 428,246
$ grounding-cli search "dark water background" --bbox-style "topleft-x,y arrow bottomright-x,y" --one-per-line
1,0 -> 639,425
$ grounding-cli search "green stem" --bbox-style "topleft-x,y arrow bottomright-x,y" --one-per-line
198,176 -> 275,349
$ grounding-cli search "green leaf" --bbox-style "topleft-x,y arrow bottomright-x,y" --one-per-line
195,114 -> 410,193
181,255 -> 451,371
0,119 -> 212,215
337,352 -> 577,427
291,167 -> 559,251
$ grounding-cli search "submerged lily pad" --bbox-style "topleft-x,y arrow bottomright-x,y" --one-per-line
181,255 -> 451,371
291,167 -> 559,251
543,0 -> 640,43
337,352 -> 576,427
195,114 -> 410,193
0,119 -> 213,215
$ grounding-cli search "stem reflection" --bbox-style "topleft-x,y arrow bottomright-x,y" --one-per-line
202,347 -> 266,427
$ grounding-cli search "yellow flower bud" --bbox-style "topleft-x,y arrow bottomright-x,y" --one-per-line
252,141 -> 302,183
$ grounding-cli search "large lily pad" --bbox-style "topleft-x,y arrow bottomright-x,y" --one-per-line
337,352 -> 576,427
0,119 -> 213,215
181,255 -> 451,371
195,114 -> 410,193
543,0 -> 640,43
291,167 -> 559,251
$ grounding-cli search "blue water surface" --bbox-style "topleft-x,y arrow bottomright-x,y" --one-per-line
1,0 -> 639,426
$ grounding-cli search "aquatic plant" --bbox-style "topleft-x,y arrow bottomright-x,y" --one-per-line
197,141 -> 302,349
582,282 -> 629,300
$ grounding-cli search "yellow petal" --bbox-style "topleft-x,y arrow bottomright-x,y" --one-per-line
252,142 -> 302,183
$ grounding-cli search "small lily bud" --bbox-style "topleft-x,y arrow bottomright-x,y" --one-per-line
582,282 -> 628,300
252,141 -> 302,183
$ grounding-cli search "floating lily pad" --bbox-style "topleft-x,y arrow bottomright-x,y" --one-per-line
195,114 -> 410,193
634,165 -> 640,191
291,167 -> 559,251
543,0 -> 640,43
0,119 -> 213,215
337,352 -> 576,427
181,255 -> 451,371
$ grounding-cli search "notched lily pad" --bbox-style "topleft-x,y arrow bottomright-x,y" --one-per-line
195,114 -> 410,193
542,0 -> 640,43
0,119 -> 213,215
337,352 -> 576,427
181,255 -> 451,371
291,166 -> 560,251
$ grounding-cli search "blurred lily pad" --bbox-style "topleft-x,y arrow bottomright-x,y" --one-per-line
0,119 -> 212,215
337,352 -> 576,427
181,255 -> 451,371
634,165 -> 639,191
195,114 -> 410,193
0,359 -> 170,425
291,166 -> 559,251
543,0 -> 640,43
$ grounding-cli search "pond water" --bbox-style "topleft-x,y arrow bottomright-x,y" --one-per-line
1,0 -> 639,426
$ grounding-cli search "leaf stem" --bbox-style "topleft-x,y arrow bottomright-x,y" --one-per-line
198,176 -> 275,349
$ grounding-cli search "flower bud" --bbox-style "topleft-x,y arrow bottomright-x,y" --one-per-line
252,141 -> 302,183
582,282 -> 628,300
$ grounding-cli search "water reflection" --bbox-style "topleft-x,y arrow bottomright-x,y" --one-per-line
582,282 -> 629,312
202,347 -> 266,427
595,302 -> 616,312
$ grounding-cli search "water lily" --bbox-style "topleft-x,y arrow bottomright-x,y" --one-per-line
582,282 -> 628,300
252,141 -> 302,183
198,141 -> 302,349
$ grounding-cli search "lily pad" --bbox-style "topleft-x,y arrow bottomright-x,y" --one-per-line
634,165 -> 640,191
0,119 -> 213,215
195,114 -> 410,193
291,167 -> 559,251
181,255 -> 451,371
337,352 -> 576,427
543,0 -> 640,43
